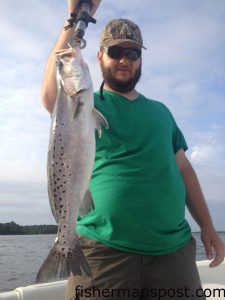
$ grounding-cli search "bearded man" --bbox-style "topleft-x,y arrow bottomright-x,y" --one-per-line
41,1 -> 224,299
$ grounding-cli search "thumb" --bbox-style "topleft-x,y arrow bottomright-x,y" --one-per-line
68,0 -> 102,17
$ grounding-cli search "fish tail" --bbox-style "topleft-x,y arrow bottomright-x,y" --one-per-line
36,243 -> 60,283
36,240 -> 92,283
71,239 -> 92,278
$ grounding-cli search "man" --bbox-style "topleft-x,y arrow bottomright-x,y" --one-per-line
41,1 -> 224,299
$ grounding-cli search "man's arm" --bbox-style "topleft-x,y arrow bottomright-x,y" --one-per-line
176,149 -> 224,267
41,0 -> 101,113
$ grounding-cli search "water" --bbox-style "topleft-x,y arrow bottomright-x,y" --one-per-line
0,234 -> 55,292
0,232 -> 225,292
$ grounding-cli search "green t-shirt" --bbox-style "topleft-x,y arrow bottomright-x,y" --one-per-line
77,90 -> 192,255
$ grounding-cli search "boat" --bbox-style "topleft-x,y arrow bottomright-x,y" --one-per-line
0,260 -> 224,300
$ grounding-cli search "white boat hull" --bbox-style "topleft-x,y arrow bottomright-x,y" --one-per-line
1,260 -> 225,300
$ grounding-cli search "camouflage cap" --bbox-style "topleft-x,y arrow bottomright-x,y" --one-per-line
100,19 -> 146,49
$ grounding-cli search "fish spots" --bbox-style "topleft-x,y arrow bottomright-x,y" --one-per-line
49,128 -> 70,220
48,109 -> 78,262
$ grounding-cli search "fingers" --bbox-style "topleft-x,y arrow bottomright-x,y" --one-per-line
68,0 -> 102,17
201,232 -> 224,268
209,255 -> 224,268
201,228 -> 225,267
202,235 -> 225,268
209,239 -> 225,268
202,236 -> 213,260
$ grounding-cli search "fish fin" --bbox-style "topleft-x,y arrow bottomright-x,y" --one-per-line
36,237 -> 92,283
72,99 -> 80,119
73,103 -> 84,119
79,189 -> 95,217
93,108 -> 109,138
47,153 -> 60,224
72,95 -> 85,119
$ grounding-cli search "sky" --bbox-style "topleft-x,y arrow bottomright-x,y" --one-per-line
0,0 -> 225,231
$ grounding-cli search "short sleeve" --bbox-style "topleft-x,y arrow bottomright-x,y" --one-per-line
161,103 -> 188,153
171,118 -> 188,153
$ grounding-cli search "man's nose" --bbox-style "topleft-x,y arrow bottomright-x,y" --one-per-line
118,56 -> 130,64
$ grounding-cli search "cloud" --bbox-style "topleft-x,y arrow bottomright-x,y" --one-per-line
189,124 -> 225,205
0,1 -> 67,61
136,1 -> 225,123
0,84 -> 49,183
190,124 -> 225,164
0,181 -> 55,225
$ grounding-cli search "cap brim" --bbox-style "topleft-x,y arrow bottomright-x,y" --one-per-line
102,39 -> 147,50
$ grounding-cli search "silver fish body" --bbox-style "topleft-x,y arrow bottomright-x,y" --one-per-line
36,46 -> 108,283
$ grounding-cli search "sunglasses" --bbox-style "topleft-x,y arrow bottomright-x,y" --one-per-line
103,46 -> 142,61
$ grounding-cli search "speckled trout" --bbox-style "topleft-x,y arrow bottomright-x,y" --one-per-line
36,45 -> 108,283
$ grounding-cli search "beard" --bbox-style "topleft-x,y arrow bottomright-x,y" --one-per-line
100,60 -> 142,93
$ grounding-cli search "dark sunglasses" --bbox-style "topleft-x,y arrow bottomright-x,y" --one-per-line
103,46 -> 142,61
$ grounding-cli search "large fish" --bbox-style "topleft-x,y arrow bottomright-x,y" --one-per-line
36,45 -> 108,283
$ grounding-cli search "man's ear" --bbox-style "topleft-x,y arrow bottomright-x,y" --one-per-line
97,50 -> 103,64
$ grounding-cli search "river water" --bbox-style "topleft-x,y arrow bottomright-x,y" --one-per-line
0,232 -> 225,292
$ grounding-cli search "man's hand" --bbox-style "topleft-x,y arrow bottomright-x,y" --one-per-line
201,226 -> 225,267
176,149 -> 225,267
68,0 -> 102,17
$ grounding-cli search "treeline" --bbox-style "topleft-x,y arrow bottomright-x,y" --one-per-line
0,221 -> 57,235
